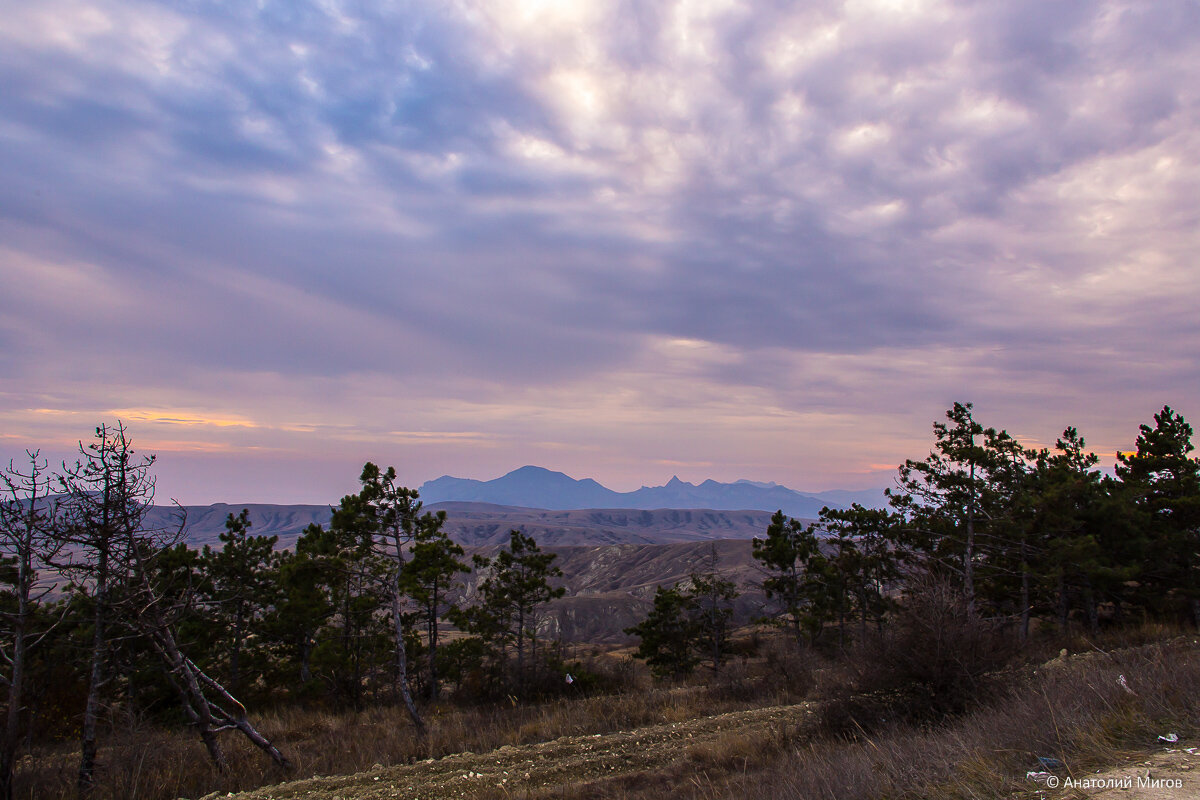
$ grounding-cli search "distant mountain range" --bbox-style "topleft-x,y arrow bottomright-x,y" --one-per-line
419,465 -> 886,518
49,468 -> 885,551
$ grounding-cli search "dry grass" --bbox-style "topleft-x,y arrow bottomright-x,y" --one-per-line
641,636 -> 1200,800
18,627 -> 1200,800
483,633 -> 1200,800
15,647 -> 811,800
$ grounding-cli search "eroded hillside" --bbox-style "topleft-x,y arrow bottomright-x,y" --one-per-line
172,503 -> 783,550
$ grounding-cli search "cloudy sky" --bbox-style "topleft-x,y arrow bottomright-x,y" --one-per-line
2,0 -> 1198,504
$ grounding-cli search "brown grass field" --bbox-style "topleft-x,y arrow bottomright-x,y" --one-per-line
16,625 -> 1200,800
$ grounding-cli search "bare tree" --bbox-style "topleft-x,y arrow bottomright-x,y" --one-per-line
58,423 -> 290,794
57,423 -> 157,797
0,452 -> 64,800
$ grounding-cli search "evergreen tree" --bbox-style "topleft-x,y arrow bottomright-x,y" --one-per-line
626,548 -> 739,678
1025,428 -> 1119,635
889,403 -> 1031,617
145,541 -> 213,671
1116,406 -> 1200,626
202,509 -> 279,696
348,463 -> 428,731
816,504 -> 903,643
685,545 -> 739,674
400,510 -> 468,701
974,427 -> 1036,639
262,532 -> 335,696
126,533 -> 290,772
458,530 -> 564,696
625,585 -> 700,679
889,403 -> 988,611
300,510 -> 387,711
751,511 -> 827,643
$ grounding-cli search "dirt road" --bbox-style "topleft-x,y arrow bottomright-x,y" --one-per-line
207,702 -> 813,800
1036,747 -> 1200,800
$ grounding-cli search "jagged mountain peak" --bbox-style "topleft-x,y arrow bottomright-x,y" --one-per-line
419,466 -> 885,517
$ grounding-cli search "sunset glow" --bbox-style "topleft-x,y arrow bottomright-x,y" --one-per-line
2,1 -> 1197,503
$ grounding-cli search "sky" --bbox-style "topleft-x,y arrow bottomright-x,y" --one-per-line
1,0 -> 1198,505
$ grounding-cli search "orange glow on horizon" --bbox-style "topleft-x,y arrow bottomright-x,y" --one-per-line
106,408 -> 260,429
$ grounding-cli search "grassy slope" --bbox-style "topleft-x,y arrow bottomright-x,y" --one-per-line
19,630 -> 1200,800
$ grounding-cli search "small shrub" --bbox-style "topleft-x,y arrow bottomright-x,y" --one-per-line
818,576 -> 1015,735
761,637 -> 818,698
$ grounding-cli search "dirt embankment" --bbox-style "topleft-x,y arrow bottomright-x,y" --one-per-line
204,702 -> 813,800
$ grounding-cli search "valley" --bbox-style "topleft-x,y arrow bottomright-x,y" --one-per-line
164,504 -> 779,643
166,502 -> 785,550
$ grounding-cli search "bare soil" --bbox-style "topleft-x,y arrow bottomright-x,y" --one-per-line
1038,746 -> 1200,799
203,701 -> 813,800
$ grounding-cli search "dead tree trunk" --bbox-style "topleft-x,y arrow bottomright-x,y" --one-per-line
76,535 -> 110,799
1,453 -> 63,800
143,610 -> 291,769
189,658 -> 291,769
131,545 -> 291,771
149,627 -> 228,770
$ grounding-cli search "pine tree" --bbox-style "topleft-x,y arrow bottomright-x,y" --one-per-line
816,504 -> 903,642
889,403 -> 991,612
889,403 -> 1031,617
349,463 -> 428,731
202,509 -> 279,696
625,585 -> 700,679
400,510 -> 468,701
459,530 -> 564,696
1025,428 -> 1117,635
127,536 -> 291,773
685,545 -> 739,674
974,427 -> 1036,639
626,548 -> 739,678
262,531 -> 336,695
751,511 -> 826,643
302,505 -> 387,711
1116,406 -> 1200,626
